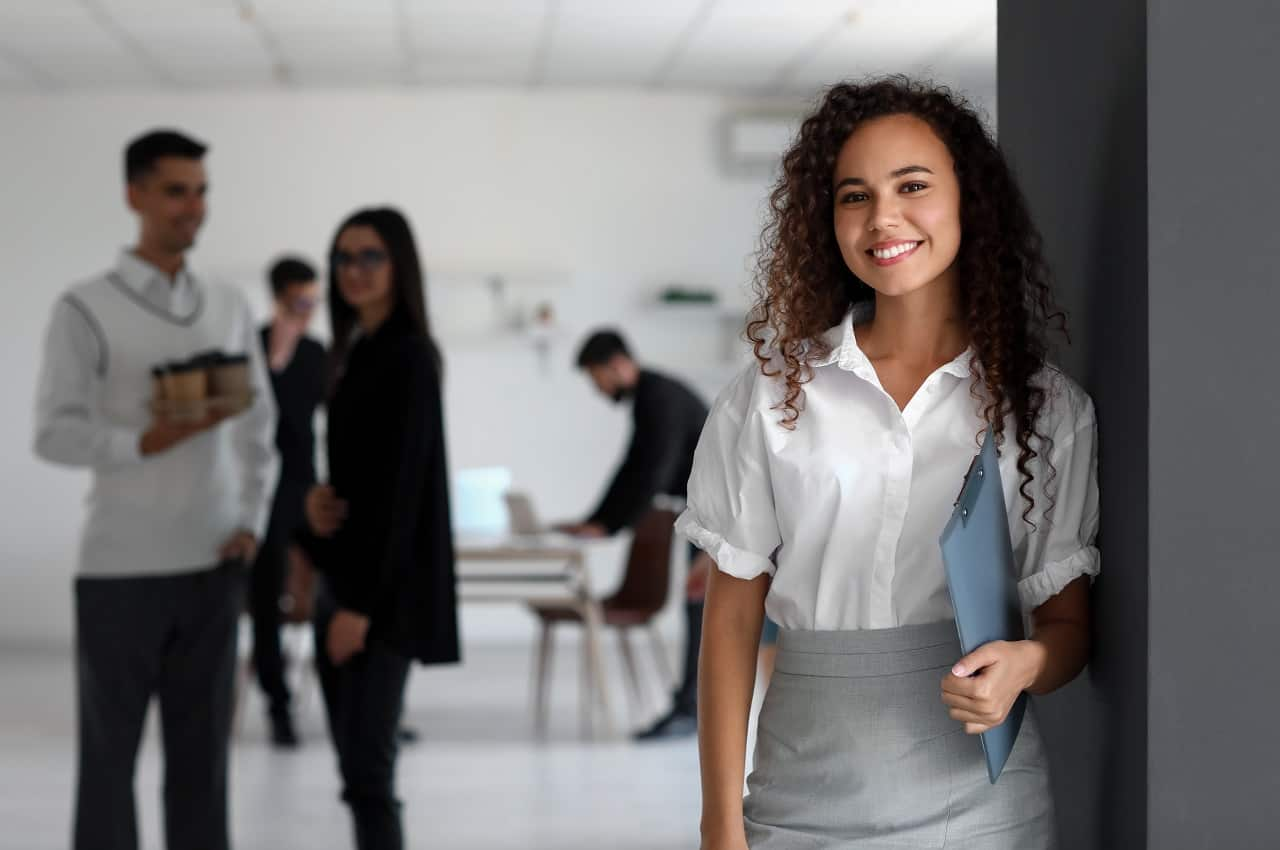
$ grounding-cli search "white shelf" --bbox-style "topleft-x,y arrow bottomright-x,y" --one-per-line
640,301 -> 747,320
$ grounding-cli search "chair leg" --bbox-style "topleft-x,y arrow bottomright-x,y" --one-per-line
616,628 -> 644,728
579,626 -> 594,740
532,622 -> 554,738
580,603 -> 614,739
646,623 -> 675,690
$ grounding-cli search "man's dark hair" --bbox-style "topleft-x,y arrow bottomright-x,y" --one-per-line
576,330 -> 631,368
124,129 -> 207,183
268,256 -> 317,297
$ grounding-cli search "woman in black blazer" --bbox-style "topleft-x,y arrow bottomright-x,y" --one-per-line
304,207 -> 459,850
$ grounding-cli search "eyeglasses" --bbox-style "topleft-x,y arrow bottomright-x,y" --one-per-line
331,249 -> 389,272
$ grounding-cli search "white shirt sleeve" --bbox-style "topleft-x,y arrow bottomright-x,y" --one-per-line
230,293 -> 279,539
1016,384 -> 1101,611
33,295 -> 143,469
675,363 -> 782,580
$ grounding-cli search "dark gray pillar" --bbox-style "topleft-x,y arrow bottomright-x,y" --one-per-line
998,1 -> 1148,847
1147,1 -> 1280,846
1001,1 -> 1280,847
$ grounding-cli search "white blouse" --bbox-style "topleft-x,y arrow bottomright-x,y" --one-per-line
676,305 -> 1100,631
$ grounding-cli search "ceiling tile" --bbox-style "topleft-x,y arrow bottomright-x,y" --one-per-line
663,1 -> 850,90
0,0 -> 994,92
781,0 -> 994,94
404,0 -> 546,84
2,9 -> 158,86
253,0 -> 398,67
539,0 -> 703,85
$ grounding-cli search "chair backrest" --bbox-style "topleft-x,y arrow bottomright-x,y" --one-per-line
602,508 -> 677,616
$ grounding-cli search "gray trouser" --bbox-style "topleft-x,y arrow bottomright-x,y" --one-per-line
74,563 -> 244,850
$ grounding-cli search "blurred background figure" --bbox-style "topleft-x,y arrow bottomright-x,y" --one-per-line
559,330 -> 709,740
32,129 -> 277,850
301,208 -> 459,850
249,255 -> 326,748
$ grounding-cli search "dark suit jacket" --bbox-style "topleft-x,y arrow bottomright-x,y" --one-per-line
589,369 -> 709,534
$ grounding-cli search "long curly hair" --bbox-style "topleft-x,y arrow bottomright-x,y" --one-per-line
747,77 -> 1066,520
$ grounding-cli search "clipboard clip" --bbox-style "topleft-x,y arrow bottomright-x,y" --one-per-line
952,448 -> 987,526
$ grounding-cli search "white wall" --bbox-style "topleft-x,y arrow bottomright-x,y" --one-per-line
0,89 -> 787,647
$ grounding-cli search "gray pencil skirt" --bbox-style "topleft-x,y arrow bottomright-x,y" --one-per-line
743,621 -> 1056,849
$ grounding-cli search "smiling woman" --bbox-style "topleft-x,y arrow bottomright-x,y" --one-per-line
687,77 -> 1099,850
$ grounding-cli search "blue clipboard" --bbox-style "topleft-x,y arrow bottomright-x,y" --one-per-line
938,426 -> 1026,784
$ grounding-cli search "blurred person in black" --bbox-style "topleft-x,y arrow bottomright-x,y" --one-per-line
301,207 -> 459,850
559,330 -> 710,740
249,256 -> 326,747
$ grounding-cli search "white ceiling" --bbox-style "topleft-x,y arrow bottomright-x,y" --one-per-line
0,0 -> 996,96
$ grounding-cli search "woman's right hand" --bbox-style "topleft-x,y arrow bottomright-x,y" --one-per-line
305,484 -> 348,538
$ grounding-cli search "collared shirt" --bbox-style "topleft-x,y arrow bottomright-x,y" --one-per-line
676,302 -> 1100,631
34,249 -> 279,577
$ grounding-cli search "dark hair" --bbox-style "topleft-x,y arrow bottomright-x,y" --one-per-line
747,76 -> 1066,522
576,330 -> 631,368
327,207 -> 440,384
124,129 -> 207,183
268,256 -> 317,297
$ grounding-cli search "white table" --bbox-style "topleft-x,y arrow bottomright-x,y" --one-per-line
455,533 -> 614,738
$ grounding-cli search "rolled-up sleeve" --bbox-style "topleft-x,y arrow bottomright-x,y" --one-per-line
675,364 -> 781,580
1017,391 -> 1101,611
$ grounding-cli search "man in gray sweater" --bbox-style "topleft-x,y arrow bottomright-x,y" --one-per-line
33,129 -> 277,850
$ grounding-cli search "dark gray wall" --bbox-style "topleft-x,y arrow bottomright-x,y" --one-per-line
1147,1 -> 1280,846
998,1 -> 1149,847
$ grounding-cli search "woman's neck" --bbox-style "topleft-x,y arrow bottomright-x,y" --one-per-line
357,300 -> 394,334
858,280 -> 967,367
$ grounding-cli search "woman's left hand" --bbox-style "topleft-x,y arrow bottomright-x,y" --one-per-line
940,640 -> 1045,735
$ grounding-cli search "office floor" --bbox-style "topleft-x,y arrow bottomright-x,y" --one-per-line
0,637 -> 712,850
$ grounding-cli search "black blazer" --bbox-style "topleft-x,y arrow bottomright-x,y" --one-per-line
309,310 -> 460,665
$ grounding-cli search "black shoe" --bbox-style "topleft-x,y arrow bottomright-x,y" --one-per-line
269,710 -> 299,749
633,708 -> 697,742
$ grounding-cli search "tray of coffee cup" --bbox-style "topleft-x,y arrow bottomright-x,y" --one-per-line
148,391 -> 255,424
